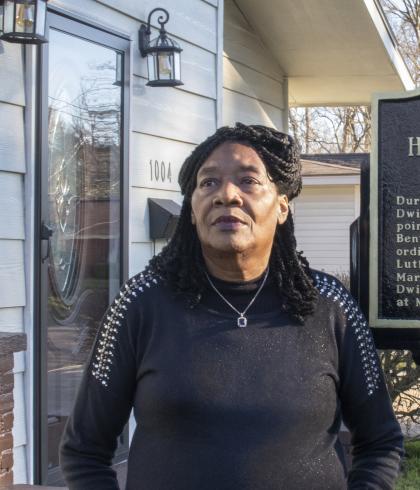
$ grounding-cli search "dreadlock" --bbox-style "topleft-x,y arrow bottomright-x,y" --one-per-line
144,122 -> 319,324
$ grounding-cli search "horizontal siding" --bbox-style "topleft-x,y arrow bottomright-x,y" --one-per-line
129,241 -> 168,277
130,187 -> 182,243
223,58 -> 285,108
0,43 -> 25,106
153,239 -> 168,255
0,103 -> 26,173
223,0 -> 285,129
0,172 -> 25,240
132,76 -> 216,144
224,0 -> 283,80
52,0 -> 217,100
0,240 -> 26,308
97,0 -> 217,52
297,213 -> 355,222
131,133 -> 194,192
223,89 -> 284,128
177,45 -> 216,100
129,242 -> 153,277
294,185 -> 356,275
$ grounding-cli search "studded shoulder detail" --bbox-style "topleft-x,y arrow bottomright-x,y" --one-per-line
91,272 -> 159,387
313,272 -> 380,396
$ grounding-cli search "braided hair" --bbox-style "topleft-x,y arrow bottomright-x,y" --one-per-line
145,122 -> 319,323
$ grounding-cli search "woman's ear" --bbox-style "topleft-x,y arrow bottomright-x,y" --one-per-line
277,194 -> 289,225
191,210 -> 196,225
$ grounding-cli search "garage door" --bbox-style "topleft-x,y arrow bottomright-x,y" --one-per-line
293,185 -> 357,276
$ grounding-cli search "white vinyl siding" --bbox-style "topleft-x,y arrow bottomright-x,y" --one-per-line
0,41 -> 27,483
0,172 -> 25,240
131,84 -> 215,144
0,43 -> 25,107
223,0 -> 286,130
0,104 -> 26,173
97,0 -> 218,53
294,185 -> 358,276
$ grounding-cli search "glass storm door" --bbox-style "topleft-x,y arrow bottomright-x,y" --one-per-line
38,12 -> 129,485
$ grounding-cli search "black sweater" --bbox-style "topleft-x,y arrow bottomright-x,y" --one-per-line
59,270 -> 404,489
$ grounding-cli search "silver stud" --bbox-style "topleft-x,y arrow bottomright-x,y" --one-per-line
91,272 -> 159,386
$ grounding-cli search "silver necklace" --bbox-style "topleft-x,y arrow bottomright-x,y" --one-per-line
204,267 -> 269,328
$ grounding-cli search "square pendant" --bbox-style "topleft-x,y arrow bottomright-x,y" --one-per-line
237,316 -> 247,328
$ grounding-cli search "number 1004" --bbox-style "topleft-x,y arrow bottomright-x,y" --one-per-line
149,159 -> 172,183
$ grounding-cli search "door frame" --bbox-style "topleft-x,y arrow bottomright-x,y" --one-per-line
35,7 -> 130,484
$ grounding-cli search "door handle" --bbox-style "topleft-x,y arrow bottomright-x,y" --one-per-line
41,222 -> 53,263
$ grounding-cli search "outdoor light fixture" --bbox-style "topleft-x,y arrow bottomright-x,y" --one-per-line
139,7 -> 183,87
1,0 -> 48,44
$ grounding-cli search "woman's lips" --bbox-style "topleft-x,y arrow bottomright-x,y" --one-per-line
213,216 -> 246,231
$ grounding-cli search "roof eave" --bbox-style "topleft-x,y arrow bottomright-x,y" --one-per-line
364,0 -> 415,91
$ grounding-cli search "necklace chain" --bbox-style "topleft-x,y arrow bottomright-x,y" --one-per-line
204,267 -> 269,328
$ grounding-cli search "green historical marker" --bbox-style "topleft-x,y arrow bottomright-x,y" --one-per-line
370,88 -> 420,328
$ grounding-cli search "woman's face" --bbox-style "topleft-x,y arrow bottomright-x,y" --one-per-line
190,141 -> 289,258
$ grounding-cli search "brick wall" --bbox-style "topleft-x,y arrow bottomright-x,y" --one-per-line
0,333 -> 26,489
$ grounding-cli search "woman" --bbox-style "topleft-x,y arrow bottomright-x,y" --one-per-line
60,123 -> 403,489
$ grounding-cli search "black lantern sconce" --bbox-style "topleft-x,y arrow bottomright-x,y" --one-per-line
139,8 -> 183,87
0,0 -> 48,44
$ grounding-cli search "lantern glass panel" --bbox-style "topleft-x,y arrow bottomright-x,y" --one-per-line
36,0 -> 46,36
0,3 -> 4,36
174,51 -> 181,81
15,0 -> 36,34
3,0 -> 14,33
147,52 -> 157,82
157,51 -> 173,80
115,51 -> 122,86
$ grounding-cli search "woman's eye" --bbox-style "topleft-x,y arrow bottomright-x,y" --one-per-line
199,178 -> 217,188
241,177 -> 258,185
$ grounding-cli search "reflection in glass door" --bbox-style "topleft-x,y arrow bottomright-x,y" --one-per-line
39,17 -> 128,485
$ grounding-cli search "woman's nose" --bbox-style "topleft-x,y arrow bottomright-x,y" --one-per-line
213,180 -> 243,206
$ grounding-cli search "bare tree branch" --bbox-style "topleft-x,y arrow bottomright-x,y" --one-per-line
381,0 -> 420,84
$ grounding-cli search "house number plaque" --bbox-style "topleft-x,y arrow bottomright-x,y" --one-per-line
148,159 -> 173,183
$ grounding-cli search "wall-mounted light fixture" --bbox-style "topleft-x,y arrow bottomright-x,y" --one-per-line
1,0 -> 48,44
139,8 -> 183,87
